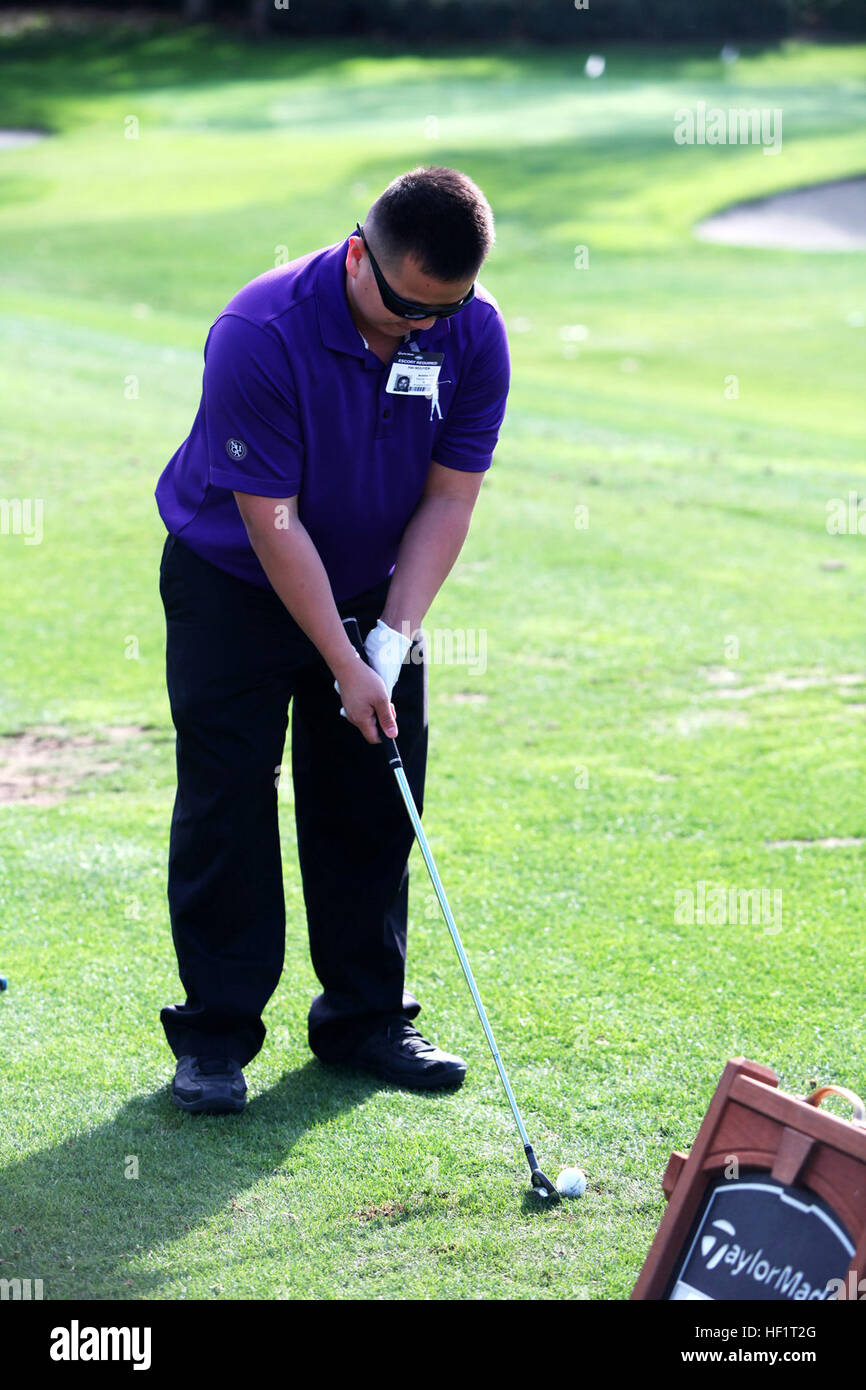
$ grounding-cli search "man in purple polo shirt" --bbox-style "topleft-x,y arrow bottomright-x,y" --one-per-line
155,165 -> 510,1113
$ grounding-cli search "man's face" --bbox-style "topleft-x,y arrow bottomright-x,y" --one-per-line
345,232 -> 475,338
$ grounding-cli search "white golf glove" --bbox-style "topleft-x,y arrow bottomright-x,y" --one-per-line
363,619 -> 412,698
334,619 -> 412,716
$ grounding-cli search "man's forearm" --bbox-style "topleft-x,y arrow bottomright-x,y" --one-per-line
380,495 -> 474,639
239,511 -> 358,680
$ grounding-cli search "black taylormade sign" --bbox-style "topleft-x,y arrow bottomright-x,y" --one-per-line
666,1176 -> 854,1301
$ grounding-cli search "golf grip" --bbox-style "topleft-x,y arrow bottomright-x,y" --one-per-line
341,618 -> 403,768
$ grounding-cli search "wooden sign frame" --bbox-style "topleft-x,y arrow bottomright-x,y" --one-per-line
632,1057 -> 866,1301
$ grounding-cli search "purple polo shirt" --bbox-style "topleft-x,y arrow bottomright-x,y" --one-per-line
155,234 -> 510,603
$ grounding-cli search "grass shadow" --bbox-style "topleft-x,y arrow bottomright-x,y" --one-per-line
0,1059 -> 382,1299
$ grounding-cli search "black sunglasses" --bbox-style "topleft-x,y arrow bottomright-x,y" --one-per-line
354,224 -> 475,321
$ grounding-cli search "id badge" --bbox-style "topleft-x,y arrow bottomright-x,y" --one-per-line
385,349 -> 444,397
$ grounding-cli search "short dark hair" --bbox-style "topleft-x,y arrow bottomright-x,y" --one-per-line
365,166 -> 494,283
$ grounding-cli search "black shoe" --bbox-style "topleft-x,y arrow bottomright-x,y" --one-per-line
340,1018 -> 466,1091
172,1056 -> 247,1114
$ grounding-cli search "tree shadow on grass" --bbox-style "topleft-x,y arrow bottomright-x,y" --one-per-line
0,1059 -> 383,1300
1,18 -> 791,139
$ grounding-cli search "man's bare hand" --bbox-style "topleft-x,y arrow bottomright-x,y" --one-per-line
335,656 -> 398,744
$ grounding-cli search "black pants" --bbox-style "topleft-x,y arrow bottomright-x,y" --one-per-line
158,534 -> 428,1067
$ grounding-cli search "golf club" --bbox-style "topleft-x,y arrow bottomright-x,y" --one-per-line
342,616 -> 558,1200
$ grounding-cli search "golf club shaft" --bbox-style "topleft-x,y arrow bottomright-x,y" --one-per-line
339,618 -> 540,1173
388,760 -> 533,1153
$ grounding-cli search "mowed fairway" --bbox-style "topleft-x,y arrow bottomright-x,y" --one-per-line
1,24 -> 865,1300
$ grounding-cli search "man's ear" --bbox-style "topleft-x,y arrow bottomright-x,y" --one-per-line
345,237 -> 363,281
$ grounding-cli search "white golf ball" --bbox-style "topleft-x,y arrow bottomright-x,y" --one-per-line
556,1167 -> 587,1198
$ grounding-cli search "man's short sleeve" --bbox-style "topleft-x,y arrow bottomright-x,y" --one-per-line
433,308 -> 510,473
204,313 -> 304,496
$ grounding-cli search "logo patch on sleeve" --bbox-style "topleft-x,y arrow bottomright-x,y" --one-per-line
225,438 -> 248,460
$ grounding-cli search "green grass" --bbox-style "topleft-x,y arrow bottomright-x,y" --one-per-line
1,19 -> 865,1300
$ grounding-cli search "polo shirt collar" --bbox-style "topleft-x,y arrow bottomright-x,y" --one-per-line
316,235 -> 452,358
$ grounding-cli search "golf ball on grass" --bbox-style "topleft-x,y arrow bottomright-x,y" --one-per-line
556,1167 -> 587,1198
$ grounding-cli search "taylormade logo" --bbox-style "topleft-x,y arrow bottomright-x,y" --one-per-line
50,1321 -> 152,1371
700,1220 -> 834,1300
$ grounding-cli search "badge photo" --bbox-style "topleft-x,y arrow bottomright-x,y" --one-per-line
385,349 -> 444,397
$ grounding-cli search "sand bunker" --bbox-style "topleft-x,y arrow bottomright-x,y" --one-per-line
695,176 -> 866,251
0,130 -> 45,149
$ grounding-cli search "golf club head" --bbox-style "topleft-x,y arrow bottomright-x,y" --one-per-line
530,1168 -> 559,1201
